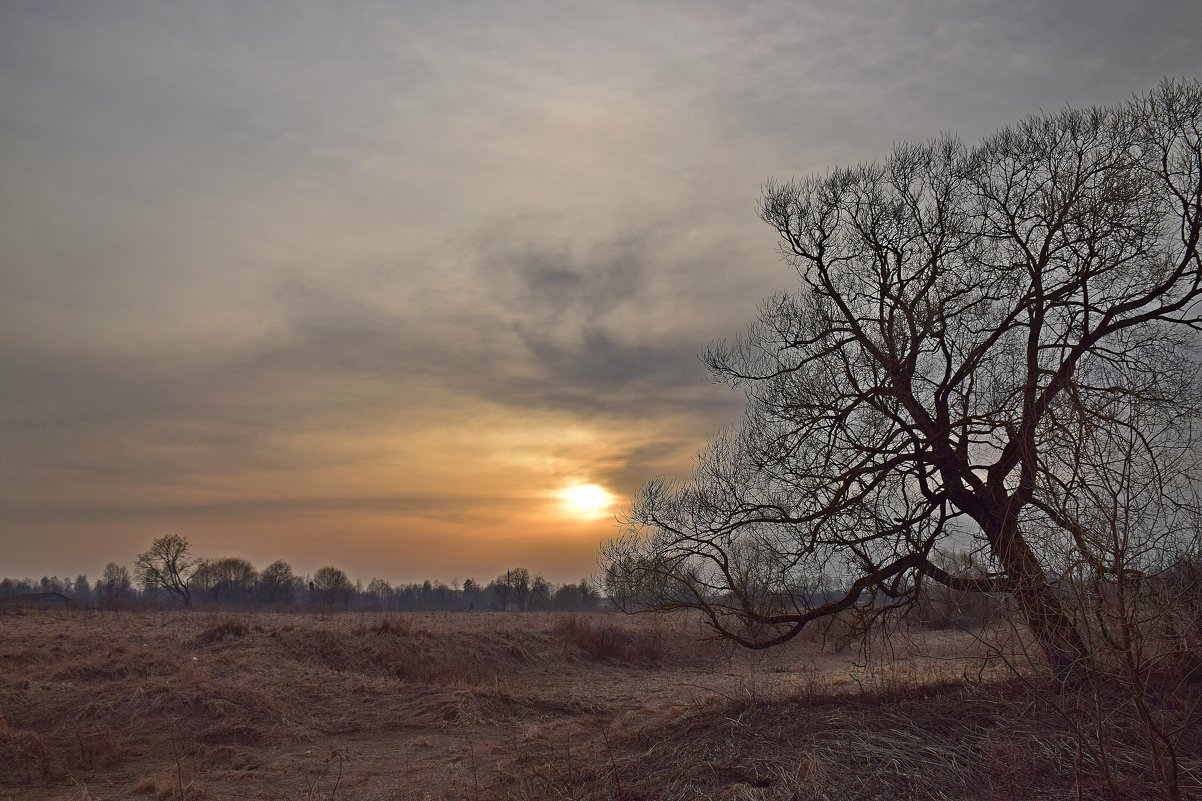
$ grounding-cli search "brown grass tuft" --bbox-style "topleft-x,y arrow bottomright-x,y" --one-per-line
0,719 -> 52,782
551,614 -> 667,665
194,616 -> 250,644
133,768 -> 207,800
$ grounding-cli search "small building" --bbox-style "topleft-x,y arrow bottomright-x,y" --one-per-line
0,592 -> 79,610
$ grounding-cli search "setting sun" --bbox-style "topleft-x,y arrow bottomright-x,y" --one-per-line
557,482 -> 615,519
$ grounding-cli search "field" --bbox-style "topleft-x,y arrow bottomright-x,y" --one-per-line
1,609 -> 1198,800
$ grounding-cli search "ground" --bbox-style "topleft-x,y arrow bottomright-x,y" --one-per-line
1,610 -> 1198,800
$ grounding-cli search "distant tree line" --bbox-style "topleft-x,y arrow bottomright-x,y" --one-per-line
0,534 -> 603,612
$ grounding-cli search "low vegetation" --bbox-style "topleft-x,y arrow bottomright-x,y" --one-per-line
2,608 -> 1199,800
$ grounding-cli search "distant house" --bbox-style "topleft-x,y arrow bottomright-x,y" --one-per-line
0,592 -> 79,609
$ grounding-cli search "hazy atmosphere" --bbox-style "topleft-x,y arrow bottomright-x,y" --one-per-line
3,0 -> 1200,583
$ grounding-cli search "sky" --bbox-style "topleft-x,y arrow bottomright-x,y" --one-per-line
2,0 -> 1200,586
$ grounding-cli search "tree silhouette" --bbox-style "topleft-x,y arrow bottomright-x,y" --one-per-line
604,80 -> 1202,682
311,566 -> 354,609
258,559 -> 297,606
134,534 -> 203,607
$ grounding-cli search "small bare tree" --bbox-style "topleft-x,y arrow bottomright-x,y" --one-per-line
98,561 -> 133,607
134,534 -> 203,607
1032,389 -> 1202,800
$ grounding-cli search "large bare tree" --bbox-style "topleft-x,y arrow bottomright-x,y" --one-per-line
603,80 -> 1202,681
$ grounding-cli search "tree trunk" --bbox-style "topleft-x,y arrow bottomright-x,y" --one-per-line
993,523 -> 1089,685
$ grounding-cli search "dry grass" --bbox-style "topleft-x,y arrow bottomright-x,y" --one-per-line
1,609 -> 1198,800
549,614 -> 668,665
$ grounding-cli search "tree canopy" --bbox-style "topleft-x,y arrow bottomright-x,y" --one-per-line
603,80 -> 1202,678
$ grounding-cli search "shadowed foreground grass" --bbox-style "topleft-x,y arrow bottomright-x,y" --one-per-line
1,610 -> 1199,800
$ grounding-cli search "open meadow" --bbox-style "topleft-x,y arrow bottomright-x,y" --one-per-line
4,609 -> 1198,800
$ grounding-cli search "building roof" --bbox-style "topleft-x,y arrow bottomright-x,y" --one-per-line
0,591 -> 78,605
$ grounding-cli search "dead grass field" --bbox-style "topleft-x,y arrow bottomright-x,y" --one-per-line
1,609 -> 1197,800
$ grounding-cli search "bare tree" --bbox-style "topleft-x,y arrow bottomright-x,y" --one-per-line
1036,393 -> 1202,800
69,574 -> 91,605
311,566 -> 354,609
529,575 -> 553,610
134,534 -> 203,607
603,80 -> 1202,683
365,578 -> 392,610
258,559 -> 297,606
97,562 -> 132,607
191,556 -> 258,605
490,568 -> 532,610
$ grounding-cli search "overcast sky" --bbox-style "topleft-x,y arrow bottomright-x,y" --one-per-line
2,0 -> 1200,584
